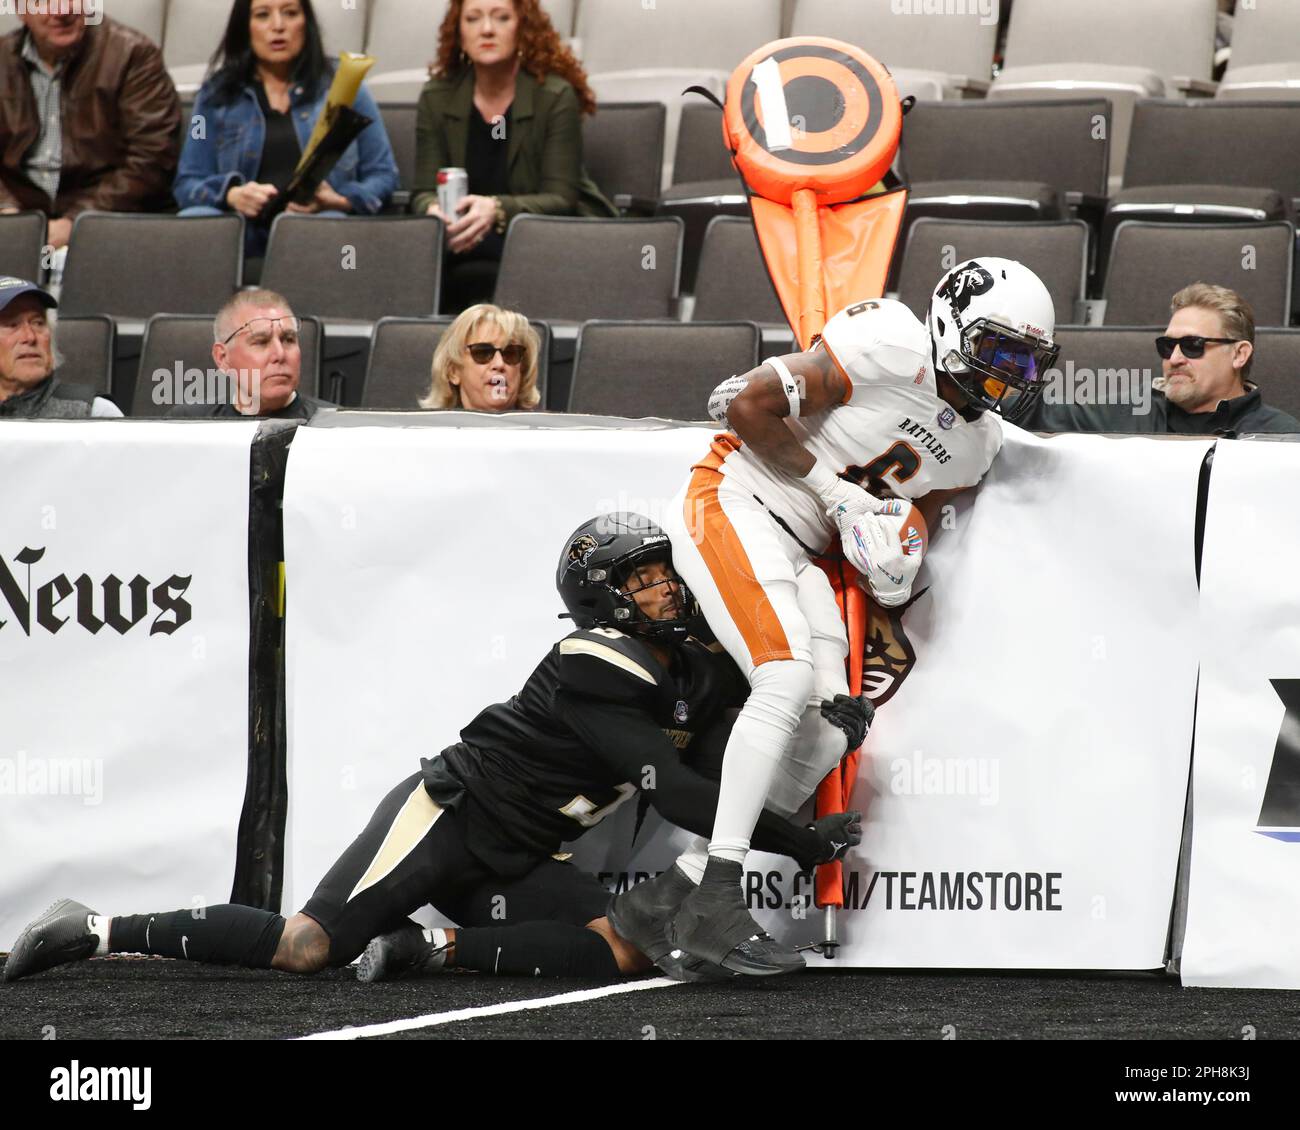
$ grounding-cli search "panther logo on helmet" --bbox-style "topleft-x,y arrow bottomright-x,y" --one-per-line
940,264 -> 995,313
567,534 -> 599,566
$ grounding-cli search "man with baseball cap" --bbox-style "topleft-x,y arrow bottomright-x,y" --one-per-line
0,277 -> 121,418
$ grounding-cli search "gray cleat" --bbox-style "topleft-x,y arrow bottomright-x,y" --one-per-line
669,862 -> 805,977
605,864 -> 696,966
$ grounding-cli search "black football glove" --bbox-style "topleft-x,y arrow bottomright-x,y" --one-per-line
806,809 -> 863,866
819,693 -> 875,752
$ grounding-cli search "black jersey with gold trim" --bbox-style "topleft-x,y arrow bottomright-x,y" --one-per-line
428,628 -> 746,874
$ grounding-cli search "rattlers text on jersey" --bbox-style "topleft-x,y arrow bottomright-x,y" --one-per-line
714,298 -> 1003,552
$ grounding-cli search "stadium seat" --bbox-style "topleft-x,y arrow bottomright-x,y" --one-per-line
361,0 -> 444,102
377,102 -> 419,201
1000,0 -> 1217,92
789,0 -> 997,99
896,99 -> 1111,288
671,104 -> 734,188
568,320 -> 761,419
543,0 -> 576,39
895,219 -> 1091,325
1102,221 -> 1295,326
60,213 -> 244,319
0,211 -> 48,283
582,102 -> 666,214
690,216 -> 788,328
901,99 -> 1110,223
587,69 -> 729,193
493,215 -> 684,322
992,0 -> 1219,189
1253,329 -> 1300,421
52,316 -> 116,399
110,0 -> 166,44
361,315 -> 551,410
1218,3 -> 1300,101
1106,100 -> 1300,233
577,0 -> 780,75
260,215 -> 443,322
654,103 -> 747,293
313,0 -> 370,54
132,312 -> 323,417
161,0 -> 229,92
1052,325 -> 1165,379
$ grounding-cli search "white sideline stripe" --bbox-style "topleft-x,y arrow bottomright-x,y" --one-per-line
298,977 -> 683,1040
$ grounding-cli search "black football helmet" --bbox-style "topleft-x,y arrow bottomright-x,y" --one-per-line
556,512 -> 696,646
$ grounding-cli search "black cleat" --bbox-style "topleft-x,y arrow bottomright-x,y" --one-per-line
605,864 -> 696,967
669,860 -> 805,977
3,899 -> 99,983
356,924 -> 450,983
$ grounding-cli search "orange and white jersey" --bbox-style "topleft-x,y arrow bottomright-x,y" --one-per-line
710,298 -> 1003,552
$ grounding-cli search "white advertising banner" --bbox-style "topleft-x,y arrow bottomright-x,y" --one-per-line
282,423 -> 715,917
284,423 -> 1206,969
579,429 -> 1211,968
0,421 -> 256,948
1182,438 -> 1300,989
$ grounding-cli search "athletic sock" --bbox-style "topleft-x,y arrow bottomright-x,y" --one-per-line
708,661 -> 811,861
454,922 -> 621,978
109,905 -> 286,968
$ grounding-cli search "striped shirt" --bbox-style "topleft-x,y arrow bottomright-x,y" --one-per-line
21,32 -> 65,203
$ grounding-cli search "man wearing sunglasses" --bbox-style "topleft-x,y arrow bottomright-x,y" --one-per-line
1031,283 -> 1298,435
167,289 -> 332,420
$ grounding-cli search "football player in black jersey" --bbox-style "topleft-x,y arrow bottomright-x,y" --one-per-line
3,514 -> 867,986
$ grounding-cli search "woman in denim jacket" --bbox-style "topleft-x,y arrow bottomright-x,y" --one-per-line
175,0 -> 399,259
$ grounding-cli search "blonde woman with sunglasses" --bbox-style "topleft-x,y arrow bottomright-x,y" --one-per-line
421,303 -> 541,412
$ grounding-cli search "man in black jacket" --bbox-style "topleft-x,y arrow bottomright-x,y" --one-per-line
1032,283 -> 1299,436
3,514 -> 865,985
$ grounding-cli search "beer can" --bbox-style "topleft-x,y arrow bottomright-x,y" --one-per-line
437,168 -> 468,218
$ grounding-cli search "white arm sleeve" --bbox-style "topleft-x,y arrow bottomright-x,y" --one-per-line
707,373 -> 749,425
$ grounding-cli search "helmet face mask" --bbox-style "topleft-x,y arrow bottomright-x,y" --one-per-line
948,317 -> 1060,421
557,513 -> 697,647
928,258 -> 1059,424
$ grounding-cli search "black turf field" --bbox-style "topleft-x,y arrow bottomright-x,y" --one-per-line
3,954 -> 1296,1042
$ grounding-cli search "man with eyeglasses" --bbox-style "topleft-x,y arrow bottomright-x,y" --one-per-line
0,277 -> 121,419
1031,283 -> 1298,436
168,289 -> 331,419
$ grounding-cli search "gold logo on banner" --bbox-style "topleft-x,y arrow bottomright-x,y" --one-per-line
861,587 -> 927,707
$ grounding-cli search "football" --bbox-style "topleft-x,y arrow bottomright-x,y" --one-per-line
883,502 -> 929,557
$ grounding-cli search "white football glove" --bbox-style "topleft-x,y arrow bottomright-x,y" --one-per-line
837,503 -> 921,608
802,460 -> 919,605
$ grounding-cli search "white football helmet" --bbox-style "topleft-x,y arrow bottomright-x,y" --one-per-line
925,257 -> 1059,423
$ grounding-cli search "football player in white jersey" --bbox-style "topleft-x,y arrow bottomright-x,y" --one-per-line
607,258 -> 1060,977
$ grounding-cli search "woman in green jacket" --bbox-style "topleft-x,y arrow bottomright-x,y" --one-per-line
412,0 -> 615,310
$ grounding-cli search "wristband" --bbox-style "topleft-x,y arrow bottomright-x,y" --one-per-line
801,458 -> 848,507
